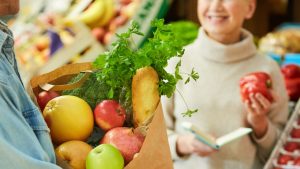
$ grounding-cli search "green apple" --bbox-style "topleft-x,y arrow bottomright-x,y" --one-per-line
86,144 -> 124,169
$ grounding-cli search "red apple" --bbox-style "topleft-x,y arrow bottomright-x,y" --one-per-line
291,128 -> 300,138
101,127 -> 145,164
35,36 -> 49,52
284,142 -> 299,152
109,15 -> 128,32
120,0 -> 132,5
278,154 -> 293,165
103,32 -> 113,45
37,91 -> 60,111
119,1 -> 139,18
94,100 -> 126,131
92,27 -> 106,43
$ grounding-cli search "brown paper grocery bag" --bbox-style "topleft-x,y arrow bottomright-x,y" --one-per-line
124,102 -> 173,169
30,62 -> 173,169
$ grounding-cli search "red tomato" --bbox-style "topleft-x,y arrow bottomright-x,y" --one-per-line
284,142 -> 299,152
291,128 -> 300,138
277,154 -> 293,165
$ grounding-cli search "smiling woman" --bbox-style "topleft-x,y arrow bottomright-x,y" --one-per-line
0,0 -> 20,16
197,0 -> 256,44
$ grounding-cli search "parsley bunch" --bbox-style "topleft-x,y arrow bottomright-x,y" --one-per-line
92,19 -> 198,117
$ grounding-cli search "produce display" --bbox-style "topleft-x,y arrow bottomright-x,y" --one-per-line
33,19 -> 198,169
264,101 -> 300,169
281,64 -> 300,102
13,0 -> 157,86
67,0 -> 141,45
259,29 -> 300,55
13,15 -> 92,86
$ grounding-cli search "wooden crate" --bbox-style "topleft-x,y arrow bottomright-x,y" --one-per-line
37,22 -> 105,75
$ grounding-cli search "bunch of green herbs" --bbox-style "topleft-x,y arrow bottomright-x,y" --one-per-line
64,19 -> 199,117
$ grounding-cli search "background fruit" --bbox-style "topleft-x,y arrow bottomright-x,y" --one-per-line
101,127 -> 145,164
281,64 -> 300,79
92,27 -> 106,43
281,64 -> 300,101
56,140 -> 93,169
277,154 -> 293,165
86,144 -> 124,169
78,0 -> 106,28
284,142 -> 299,152
96,0 -> 116,27
43,95 -> 94,144
291,128 -> 300,138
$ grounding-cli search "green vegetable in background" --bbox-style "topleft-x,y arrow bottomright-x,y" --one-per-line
167,20 -> 199,46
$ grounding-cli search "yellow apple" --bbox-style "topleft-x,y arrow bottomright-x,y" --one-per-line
56,140 -> 93,169
43,95 -> 94,144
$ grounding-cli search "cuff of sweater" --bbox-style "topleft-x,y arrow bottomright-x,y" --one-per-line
168,134 -> 181,160
252,120 -> 277,150
168,134 -> 190,160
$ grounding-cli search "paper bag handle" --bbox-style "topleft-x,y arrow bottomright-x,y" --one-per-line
30,62 -> 94,96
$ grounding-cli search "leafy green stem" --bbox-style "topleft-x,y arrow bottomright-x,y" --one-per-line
175,88 -> 198,117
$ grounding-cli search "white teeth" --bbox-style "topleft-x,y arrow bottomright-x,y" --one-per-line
208,16 -> 225,19
207,15 -> 227,21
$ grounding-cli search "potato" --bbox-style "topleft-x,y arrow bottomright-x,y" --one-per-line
132,67 -> 160,127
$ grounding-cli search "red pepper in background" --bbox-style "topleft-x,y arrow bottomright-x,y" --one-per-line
281,64 -> 300,79
281,64 -> 300,101
239,72 -> 273,103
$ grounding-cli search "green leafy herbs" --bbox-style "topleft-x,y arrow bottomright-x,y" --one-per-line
182,109 -> 198,118
62,71 -> 110,109
184,68 -> 199,84
92,19 -> 199,116
65,19 -> 199,117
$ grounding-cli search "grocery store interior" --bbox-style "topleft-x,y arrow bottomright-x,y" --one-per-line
6,0 -> 298,86
8,0 -> 299,86
4,0 -> 300,169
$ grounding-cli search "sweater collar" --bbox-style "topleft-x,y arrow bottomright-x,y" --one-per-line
195,28 -> 257,63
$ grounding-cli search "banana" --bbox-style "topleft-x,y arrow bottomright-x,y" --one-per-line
97,0 -> 116,27
78,0 -> 106,28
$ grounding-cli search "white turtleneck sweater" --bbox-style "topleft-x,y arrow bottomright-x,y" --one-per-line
161,28 -> 289,169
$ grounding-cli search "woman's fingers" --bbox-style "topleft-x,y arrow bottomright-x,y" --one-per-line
245,100 -> 254,114
192,137 -> 217,157
250,93 -> 263,114
255,93 -> 271,112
